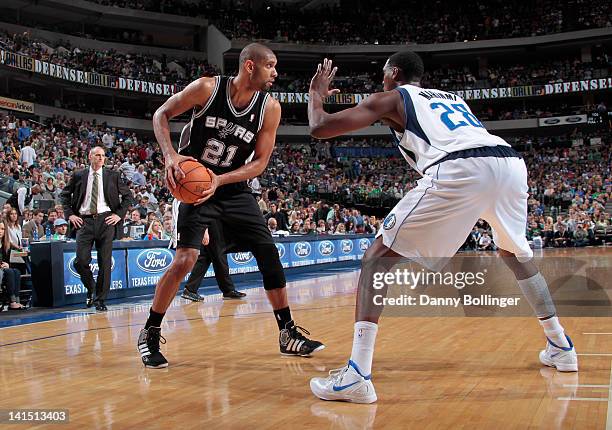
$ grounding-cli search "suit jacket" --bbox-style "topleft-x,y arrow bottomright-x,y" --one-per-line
22,220 -> 44,240
60,167 -> 134,219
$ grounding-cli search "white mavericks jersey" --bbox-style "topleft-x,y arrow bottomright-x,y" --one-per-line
392,84 -> 510,175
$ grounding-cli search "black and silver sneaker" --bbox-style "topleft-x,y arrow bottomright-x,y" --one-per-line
181,289 -> 204,302
279,320 -> 325,357
137,326 -> 168,368
223,289 -> 247,300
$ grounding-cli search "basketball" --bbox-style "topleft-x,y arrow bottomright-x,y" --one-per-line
169,160 -> 212,204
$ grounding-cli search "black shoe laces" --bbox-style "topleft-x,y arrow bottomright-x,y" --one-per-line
291,324 -> 311,340
147,329 -> 166,351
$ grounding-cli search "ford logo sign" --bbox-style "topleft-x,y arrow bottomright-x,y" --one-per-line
565,116 -> 582,123
319,240 -> 334,256
231,252 -> 254,265
543,118 -> 560,124
275,243 -> 285,259
136,248 -> 173,273
294,241 -> 312,258
68,252 -> 115,279
359,238 -> 371,251
341,239 -> 353,254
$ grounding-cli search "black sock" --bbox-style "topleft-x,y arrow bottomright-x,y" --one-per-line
145,308 -> 165,329
273,307 -> 292,331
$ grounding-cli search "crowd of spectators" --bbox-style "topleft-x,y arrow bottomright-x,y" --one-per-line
82,0 -> 612,45
423,56 -> 610,91
1,28 -> 610,105
523,135 -> 610,245
1,28 -> 609,124
277,53 -> 611,94
0,115 -> 395,242
0,113 -> 609,252
0,111 -> 609,309
476,101 -> 609,121
0,30 -> 219,87
281,101 -> 607,125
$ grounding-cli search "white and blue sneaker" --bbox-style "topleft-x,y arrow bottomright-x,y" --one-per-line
539,335 -> 578,372
310,360 -> 377,404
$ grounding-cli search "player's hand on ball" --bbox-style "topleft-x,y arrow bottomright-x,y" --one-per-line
310,58 -> 340,99
165,153 -> 197,189
193,170 -> 220,205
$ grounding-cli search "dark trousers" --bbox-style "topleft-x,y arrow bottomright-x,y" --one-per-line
75,214 -> 114,303
184,227 -> 235,294
2,267 -> 22,302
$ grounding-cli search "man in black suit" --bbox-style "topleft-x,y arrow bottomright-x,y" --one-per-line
181,220 -> 246,301
60,146 -> 133,311
265,203 -> 289,231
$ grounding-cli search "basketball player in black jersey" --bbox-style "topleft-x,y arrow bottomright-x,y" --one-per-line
137,43 -> 324,368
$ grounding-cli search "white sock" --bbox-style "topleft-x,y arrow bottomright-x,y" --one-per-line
539,316 -> 571,348
350,321 -> 378,376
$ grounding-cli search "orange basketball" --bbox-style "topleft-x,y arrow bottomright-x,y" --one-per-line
168,160 -> 212,204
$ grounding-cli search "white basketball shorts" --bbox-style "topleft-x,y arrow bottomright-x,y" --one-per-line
377,156 -> 533,270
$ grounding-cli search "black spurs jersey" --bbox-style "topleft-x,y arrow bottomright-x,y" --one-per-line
178,75 -> 271,193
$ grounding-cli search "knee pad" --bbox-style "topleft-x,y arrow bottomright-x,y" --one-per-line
252,244 -> 286,290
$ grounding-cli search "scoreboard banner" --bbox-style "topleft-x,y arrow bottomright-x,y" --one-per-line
0,96 -> 34,114
2,49 -> 609,102
538,114 -> 587,127
1,48 -> 181,97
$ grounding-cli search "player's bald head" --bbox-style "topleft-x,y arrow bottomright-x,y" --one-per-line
239,43 -> 275,66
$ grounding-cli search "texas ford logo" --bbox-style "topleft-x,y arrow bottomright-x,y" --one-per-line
136,249 -> 173,273
294,241 -> 312,258
319,240 -> 334,256
68,253 -> 115,279
359,238 -> 371,251
275,243 -> 286,259
231,252 -> 254,265
341,239 -> 353,254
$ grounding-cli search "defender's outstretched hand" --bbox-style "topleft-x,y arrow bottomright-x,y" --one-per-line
310,58 -> 340,99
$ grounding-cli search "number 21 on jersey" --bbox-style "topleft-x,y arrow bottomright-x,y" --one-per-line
430,102 -> 484,131
201,138 -> 238,167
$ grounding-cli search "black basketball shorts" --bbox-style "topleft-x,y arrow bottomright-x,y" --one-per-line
176,191 -> 274,251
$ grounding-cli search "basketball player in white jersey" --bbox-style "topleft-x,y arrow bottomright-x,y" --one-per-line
307,52 -> 577,404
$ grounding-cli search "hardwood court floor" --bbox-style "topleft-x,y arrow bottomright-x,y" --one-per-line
0,248 -> 610,429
